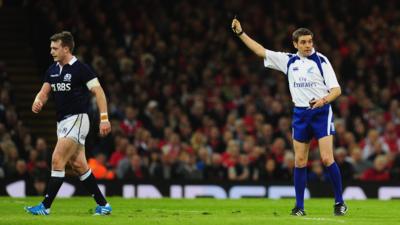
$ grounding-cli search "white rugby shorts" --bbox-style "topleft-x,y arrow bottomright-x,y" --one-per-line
57,113 -> 90,145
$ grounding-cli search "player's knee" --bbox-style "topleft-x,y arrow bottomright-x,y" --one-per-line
52,156 -> 66,170
295,156 -> 307,167
321,156 -> 334,166
71,160 -> 83,170
70,159 -> 89,174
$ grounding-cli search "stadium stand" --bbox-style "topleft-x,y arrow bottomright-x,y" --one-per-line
0,0 -> 399,183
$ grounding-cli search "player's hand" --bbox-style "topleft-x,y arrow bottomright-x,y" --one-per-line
32,99 -> 43,113
99,121 -> 111,137
231,16 -> 243,35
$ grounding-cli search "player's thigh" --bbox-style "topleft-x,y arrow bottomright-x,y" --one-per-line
68,145 -> 89,174
318,135 -> 334,166
293,139 -> 310,167
52,137 -> 79,166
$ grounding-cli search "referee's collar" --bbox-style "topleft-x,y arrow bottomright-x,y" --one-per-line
56,56 -> 77,66
296,48 -> 316,58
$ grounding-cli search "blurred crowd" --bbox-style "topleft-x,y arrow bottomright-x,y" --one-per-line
1,0 -> 400,188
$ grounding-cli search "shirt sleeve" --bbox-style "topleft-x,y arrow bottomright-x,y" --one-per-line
80,63 -> 97,84
263,49 -> 290,74
321,57 -> 340,89
43,66 -> 51,83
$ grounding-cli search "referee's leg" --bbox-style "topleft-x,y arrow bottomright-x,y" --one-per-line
319,135 -> 347,215
292,139 -> 310,215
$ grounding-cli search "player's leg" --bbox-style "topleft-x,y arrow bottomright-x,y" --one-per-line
68,113 -> 111,215
25,138 -> 77,215
318,135 -> 347,215
43,138 -> 78,207
292,139 -> 310,216
68,146 -> 111,215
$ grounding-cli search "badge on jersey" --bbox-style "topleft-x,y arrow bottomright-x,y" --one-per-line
63,73 -> 72,82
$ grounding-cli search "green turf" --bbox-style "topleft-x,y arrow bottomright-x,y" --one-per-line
0,197 -> 399,225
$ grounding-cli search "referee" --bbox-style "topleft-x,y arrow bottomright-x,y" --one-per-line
232,18 -> 348,216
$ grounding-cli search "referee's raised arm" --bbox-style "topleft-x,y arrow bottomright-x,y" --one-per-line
232,18 -> 266,58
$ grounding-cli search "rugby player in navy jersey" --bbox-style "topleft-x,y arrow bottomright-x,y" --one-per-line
232,18 -> 347,216
25,31 -> 112,215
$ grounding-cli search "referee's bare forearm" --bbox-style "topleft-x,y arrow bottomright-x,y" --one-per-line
325,87 -> 341,103
239,33 -> 266,58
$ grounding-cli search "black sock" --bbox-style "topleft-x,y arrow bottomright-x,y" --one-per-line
42,170 -> 65,209
80,169 -> 107,206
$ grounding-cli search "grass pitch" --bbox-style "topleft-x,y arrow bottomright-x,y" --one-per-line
0,197 -> 399,225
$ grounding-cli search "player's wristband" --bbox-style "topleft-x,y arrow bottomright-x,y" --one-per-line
100,112 -> 109,122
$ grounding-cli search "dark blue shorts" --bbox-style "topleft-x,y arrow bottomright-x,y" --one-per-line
292,104 -> 335,142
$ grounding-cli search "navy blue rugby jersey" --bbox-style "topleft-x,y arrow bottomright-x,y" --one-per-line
44,56 -> 96,121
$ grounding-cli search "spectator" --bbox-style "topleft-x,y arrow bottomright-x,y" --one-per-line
268,137 -> 286,164
148,151 -> 163,179
256,158 -> 281,182
228,154 -> 251,181
122,154 -> 149,180
256,123 -> 274,148
175,151 -> 203,180
3,142 -> 19,177
280,152 -> 295,181
8,159 -> 29,180
34,137 -> 50,166
348,148 -> 372,179
159,153 -> 178,180
380,122 -> 400,154
360,155 -> 390,181
204,153 -> 227,181
334,148 -> 354,181
88,153 -> 115,180
108,136 -> 129,168
115,144 -> 138,179
362,129 -> 389,160
390,154 -> 400,180
120,106 -> 142,138
307,161 -> 326,182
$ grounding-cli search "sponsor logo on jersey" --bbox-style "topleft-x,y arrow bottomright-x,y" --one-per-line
51,83 -> 71,92
294,76 -> 317,88
293,67 -> 299,71
293,82 -> 317,88
50,74 -> 60,77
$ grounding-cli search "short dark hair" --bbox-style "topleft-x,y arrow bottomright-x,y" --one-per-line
50,31 -> 75,52
292,28 -> 313,43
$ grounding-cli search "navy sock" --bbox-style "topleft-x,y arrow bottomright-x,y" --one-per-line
80,169 -> 107,206
294,167 -> 307,209
326,162 -> 344,204
42,170 -> 65,209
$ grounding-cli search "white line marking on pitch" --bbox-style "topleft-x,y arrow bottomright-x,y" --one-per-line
302,217 -> 346,223
150,209 -> 204,213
